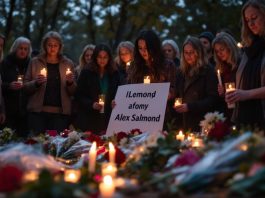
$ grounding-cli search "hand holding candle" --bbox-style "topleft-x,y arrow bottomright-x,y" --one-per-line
174,98 -> 182,107
225,82 -> 236,108
40,68 -> 47,77
99,94 -> 105,113
89,142 -> 97,173
143,75 -> 150,84
17,75 -> 23,85
66,68 -> 72,75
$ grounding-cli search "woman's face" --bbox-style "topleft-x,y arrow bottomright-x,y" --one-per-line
244,6 -> 265,36
138,39 -> 149,62
16,42 -> 30,59
183,43 -> 197,66
84,49 -> 93,64
97,50 -> 109,69
119,47 -> 132,64
46,38 -> 60,57
162,44 -> 176,59
214,43 -> 229,62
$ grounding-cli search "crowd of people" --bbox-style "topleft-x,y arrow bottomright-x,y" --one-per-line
0,0 -> 264,137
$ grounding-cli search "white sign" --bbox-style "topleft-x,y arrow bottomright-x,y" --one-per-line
106,83 -> 170,136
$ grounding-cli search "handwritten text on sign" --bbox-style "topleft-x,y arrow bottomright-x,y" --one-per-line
106,83 -> 170,136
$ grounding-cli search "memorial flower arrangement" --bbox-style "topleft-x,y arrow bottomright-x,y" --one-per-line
0,127 -> 16,146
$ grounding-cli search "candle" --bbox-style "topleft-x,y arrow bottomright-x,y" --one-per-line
225,82 -> 236,109
66,68 -> 72,75
109,142 -> 116,164
40,68 -> 47,77
143,75 -> 150,84
187,133 -> 195,142
192,138 -> 204,148
89,142 -> 97,173
217,69 -> 222,85
64,169 -> 81,183
174,98 -> 182,107
99,94 -> 105,113
17,75 -> 23,85
176,130 -> 185,142
99,175 -> 115,198
102,162 -> 117,178
237,42 -> 243,48
23,170 -> 39,182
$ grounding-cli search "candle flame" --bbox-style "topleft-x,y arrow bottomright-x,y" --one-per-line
103,175 -> 113,185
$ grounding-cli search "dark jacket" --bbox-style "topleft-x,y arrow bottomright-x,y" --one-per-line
74,68 -> 120,133
175,66 -> 219,131
0,53 -> 29,116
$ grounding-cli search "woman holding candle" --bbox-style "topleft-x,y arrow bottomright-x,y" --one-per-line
24,31 -> 76,134
115,41 -> 134,85
212,32 -> 241,122
74,44 -> 120,133
174,36 -> 219,132
226,0 -> 265,129
0,37 -> 32,136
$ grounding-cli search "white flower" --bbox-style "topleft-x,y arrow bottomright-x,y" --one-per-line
200,111 -> 226,132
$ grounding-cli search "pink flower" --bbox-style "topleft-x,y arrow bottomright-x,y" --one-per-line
208,121 -> 230,141
0,165 -> 23,192
104,146 -> 126,165
46,130 -> 58,137
174,150 -> 201,167
115,132 -> 128,143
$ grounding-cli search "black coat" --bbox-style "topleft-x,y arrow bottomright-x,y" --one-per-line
175,66 -> 219,131
73,69 -> 121,133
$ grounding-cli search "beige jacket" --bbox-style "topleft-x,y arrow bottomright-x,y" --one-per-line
24,55 -> 76,115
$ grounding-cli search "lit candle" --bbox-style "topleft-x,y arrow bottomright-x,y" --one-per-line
102,162 -> 117,178
225,82 -> 236,109
176,130 -> 185,142
237,42 -> 243,48
66,68 -> 72,75
40,68 -> 47,77
64,169 -> 81,183
89,141 -> 97,173
23,170 -> 39,182
174,98 -> 182,107
187,133 -> 195,142
109,142 -> 116,164
99,94 -> 105,113
99,175 -> 115,198
143,75 -> 150,84
192,138 -> 204,148
17,75 -> 23,85
217,69 -> 222,85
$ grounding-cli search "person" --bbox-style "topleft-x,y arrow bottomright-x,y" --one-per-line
0,34 -> 5,63
75,44 -> 95,78
74,43 -> 120,133
162,39 -> 180,67
212,32 -> 241,122
226,0 -> 265,129
174,36 -> 219,132
199,31 -> 216,67
115,41 -> 134,84
24,31 -> 76,134
127,30 -> 176,128
0,37 -> 32,136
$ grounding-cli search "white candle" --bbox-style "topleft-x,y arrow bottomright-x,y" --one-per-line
99,94 -> 105,113
17,75 -> 23,85
225,82 -> 236,108
89,141 -> 97,173
192,138 -> 204,148
217,69 -> 222,85
109,142 -> 116,164
66,68 -> 72,75
102,162 -> 117,178
174,98 -> 182,107
143,75 -> 150,84
237,42 -> 243,48
176,130 -> 185,142
99,175 -> 115,198
64,169 -> 81,183
40,68 -> 47,77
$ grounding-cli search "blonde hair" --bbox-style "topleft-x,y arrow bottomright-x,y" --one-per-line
9,36 -> 32,59
212,32 -> 240,71
180,36 -> 208,76
78,44 -> 95,68
116,41 -> 134,65
41,31 -> 63,57
241,0 -> 265,46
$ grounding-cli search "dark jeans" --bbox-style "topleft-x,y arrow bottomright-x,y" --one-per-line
5,113 -> 29,137
28,112 -> 70,135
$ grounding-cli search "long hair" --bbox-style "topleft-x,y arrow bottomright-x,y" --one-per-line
78,44 -> 95,69
128,29 -> 165,82
116,41 -> 134,65
89,43 -> 116,74
241,0 -> 265,46
212,32 -> 240,71
40,31 -> 63,57
9,36 -> 32,59
180,36 -> 208,77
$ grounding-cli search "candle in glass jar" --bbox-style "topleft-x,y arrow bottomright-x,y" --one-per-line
143,75 -> 150,84
89,142 -> 97,173
109,142 -> 116,164
176,130 -> 185,141
174,98 -> 182,107
66,68 -> 72,75
99,175 -> 115,198
217,69 -> 222,85
40,68 -> 47,77
99,94 -> 105,113
225,82 -> 236,109
17,75 -> 23,85
64,169 -> 81,183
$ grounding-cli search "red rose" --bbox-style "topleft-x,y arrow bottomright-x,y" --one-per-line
130,129 -> 142,136
0,165 -> 23,192
174,150 -> 201,167
24,138 -> 38,145
46,130 -> 58,137
97,146 -> 106,156
83,132 -> 104,146
208,121 -> 230,141
115,132 -> 128,143
104,146 -> 126,165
